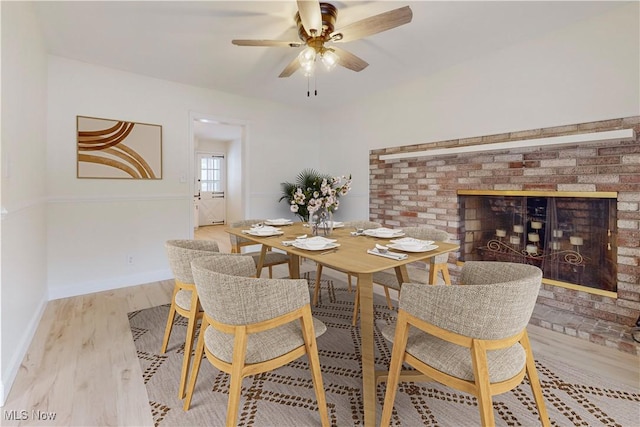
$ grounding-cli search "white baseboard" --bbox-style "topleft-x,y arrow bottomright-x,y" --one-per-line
0,295 -> 47,408
48,269 -> 173,301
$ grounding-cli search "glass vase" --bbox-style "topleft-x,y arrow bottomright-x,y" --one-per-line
310,208 -> 333,237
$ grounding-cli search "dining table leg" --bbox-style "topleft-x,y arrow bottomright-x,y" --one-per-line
357,272 -> 376,426
427,258 -> 437,284
393,265 -> 410,288
289,253 -> 300,279
256,245 -> 267,278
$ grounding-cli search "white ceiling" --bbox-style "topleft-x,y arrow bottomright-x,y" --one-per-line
33,1 -> 623,139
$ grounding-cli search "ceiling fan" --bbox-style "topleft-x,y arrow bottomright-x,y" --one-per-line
231,1 -> 413,78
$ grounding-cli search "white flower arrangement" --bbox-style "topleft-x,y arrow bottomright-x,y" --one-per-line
280,169 -> 352,222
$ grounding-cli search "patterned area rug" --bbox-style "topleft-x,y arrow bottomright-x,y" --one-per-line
128,274 -> 639,426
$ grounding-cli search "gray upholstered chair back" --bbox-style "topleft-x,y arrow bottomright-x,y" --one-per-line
400,261 -> 542,340
228,219 -> 264,247
191,255 -> 309,326
403,226 -> 451,264
165,240 -> 220,284
344,220 -> 382,230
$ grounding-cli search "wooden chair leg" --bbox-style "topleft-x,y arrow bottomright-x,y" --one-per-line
380,311 -> 411,427
300,307 -> 330,427
226,327 -> 248,427
470,340 -> 495,426
178,298 -> 200,399
437,263 -> 452,285
347,274 -> 353,292
383,287 -> 394,310
521,331 -> 551,427
268,265 -> 273,278
160,285 -> 180,353
183,317 -> 208,411
313,264 -> 324,306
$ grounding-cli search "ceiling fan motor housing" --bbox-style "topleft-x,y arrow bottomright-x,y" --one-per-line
295,3 -> 338,43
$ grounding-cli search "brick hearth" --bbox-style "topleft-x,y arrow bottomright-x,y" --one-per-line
370,116 -> 640,354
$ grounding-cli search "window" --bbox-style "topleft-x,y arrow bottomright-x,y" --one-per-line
200,155 -> 224,192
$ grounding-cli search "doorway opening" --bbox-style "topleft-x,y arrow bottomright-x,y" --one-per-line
190,113 -> 245,232
195,152 -> 226,226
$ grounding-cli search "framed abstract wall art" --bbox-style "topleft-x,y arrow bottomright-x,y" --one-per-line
77,116 -> 162,179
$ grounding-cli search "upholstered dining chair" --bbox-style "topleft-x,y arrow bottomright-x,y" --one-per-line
162,239 -> 220,399
312,220 -> 382,306
228,218 -> 291,278
351,226 -> 452,325
380,261 -> 550,427
183,254 -> 330,427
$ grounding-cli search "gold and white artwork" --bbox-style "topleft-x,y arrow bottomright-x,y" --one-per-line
77,116 -> 162,179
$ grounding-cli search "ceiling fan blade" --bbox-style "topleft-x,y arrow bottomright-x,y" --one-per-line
332,47 -> 369,72
232,40 -> 302,48
279,56 -> 301,78
297,0 -> 322,35
330,5 -> 413,43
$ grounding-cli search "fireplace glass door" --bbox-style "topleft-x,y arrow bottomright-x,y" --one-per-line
459,192 -> 617,293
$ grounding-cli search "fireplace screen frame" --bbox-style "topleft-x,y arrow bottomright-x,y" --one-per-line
458,190 -> 618,298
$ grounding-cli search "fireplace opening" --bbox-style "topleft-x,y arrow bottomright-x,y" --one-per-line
459,191 -> 617,294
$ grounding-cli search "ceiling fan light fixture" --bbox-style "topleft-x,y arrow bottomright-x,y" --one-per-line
297,46 -> 317,68
321,49 -> 339,71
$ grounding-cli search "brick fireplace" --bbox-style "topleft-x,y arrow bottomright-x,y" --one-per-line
369,116 -> 640,354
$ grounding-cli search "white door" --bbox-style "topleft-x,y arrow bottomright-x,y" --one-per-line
196,153 -> 225,226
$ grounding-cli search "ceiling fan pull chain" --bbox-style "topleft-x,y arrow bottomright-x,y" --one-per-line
315,74 -> 318,97
307,75 -> 310,97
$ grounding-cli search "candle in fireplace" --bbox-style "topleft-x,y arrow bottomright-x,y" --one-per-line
509,235 -> 520,245
513,225 -> 524,233
528,233 -> 540,243
526,244 -> 538,254
531,221 -> 543,230
570,236 -> 584,246
551,241 -> 561,250
553,229 -> 563,238
496,229 -> 507,237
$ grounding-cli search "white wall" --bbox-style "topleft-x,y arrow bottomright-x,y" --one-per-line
45,56 -> 320,300
195,137 -> 228,153
226,137 -> 243,223
0,2 -> 49,406
321,2 -> 640,221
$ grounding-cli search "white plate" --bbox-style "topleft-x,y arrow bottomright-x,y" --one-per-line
387,243 -> 439,253
265,219 -> 293,226
389,237 -> 435,246
246,229 -> 283,237
364,228 -> 405,238
303,236 -> 337,244
292,242 -> 340,251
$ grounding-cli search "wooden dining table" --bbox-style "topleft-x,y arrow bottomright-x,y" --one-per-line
225,222 -> 460,426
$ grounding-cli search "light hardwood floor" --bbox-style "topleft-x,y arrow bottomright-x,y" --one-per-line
2,225 -> 638,426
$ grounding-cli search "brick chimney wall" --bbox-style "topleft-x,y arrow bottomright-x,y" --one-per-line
369,116 -> 640,353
